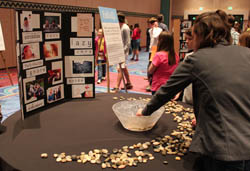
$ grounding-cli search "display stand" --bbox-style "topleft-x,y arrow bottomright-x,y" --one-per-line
16,10 -> 95,119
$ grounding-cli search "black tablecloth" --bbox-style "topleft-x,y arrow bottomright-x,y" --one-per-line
0,93 -> 197,171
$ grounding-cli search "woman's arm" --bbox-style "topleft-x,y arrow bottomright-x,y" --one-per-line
148,63 -> 157,75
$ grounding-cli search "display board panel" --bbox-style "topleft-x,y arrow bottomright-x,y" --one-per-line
16,10 -> 95,119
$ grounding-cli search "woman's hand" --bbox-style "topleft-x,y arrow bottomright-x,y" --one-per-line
136,108 -> 143,116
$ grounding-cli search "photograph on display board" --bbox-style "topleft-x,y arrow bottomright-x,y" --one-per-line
180,41 -> 188,51
65,56 -> 94,77
21,43 -> 40,62
77,13 -> 93,37
23,77 -> 45,104
72,84 -> 93,98
181,21 -> 192,29
43,41 -> 62,61
20,11 -> 40,32
47,84 -> 64,103
48,61 -> 63,85
43,12 -> 61,32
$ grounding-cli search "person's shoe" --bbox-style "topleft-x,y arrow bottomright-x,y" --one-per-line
102,77 -> 106,81
135,59 -> 139,61
97,79 -> 101,84
146,85 -> 151,92
121,83 -> 133,90
111,88 -> 119,93
130,58 -> 134,61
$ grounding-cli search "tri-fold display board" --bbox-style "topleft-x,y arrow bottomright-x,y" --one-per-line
16,10 -> 95,119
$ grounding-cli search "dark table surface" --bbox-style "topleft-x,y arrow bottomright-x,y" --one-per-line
0,93 -> 196,171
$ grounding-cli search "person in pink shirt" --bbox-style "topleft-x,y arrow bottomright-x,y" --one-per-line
148,31 -> 179,95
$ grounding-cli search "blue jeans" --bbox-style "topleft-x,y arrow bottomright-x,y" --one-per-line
193,155 -> 250,171
97,60 -> 106,80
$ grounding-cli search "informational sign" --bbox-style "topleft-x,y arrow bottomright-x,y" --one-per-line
98,7 -> 125,66
0,22 -> 5,51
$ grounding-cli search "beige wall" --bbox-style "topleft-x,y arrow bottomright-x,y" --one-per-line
172,0 -> 250,19
17,0 -> 161,14
0,9 -> 16,69
0,0 -> 161,69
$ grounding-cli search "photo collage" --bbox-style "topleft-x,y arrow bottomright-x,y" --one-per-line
16,10 -> 95,119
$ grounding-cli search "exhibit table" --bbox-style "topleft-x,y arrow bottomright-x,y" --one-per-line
0,93 -> 197,171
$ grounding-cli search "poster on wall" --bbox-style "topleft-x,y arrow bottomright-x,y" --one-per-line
0,22 -> 5,51
65,56 -> 94,78
98,7 -> 125,66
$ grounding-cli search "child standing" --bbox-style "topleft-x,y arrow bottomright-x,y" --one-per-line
148,31 -> 179,95
95,29 -> 107,84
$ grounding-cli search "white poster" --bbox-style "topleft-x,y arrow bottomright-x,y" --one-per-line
74,49 -> 93,56
22,31 -> 43,43
0,22 -> 5,51
23,77 -> 45,104
70,38 -> 92,49
16,43 -> 20,57
43,41 -> 62,61
23,60 -> 43,70
21,42 -> 40,62
45,33 -> 60,40
48,61 -> 63,85
77,13 -> 93,37
99,7 -> 125,66
26,66 -> 46,77
47,84 -> 64,103
67,78 -> 85,85
71,17 -> 77,32
26,99 -> 44,112
72,84 -> 93,98
65,56 -> 94,78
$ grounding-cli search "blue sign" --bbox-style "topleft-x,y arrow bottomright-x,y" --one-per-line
98,7 -> 119,23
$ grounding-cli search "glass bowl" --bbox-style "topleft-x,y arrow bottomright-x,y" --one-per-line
112,100 -> 164,132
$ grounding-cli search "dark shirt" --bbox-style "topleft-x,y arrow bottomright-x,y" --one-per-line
142,42 -> 250,161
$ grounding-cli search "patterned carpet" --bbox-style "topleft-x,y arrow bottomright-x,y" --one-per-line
0,50 -> 150,122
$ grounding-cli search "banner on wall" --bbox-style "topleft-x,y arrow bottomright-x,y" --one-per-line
0,22 -> 5,51
98,7 -> 125,66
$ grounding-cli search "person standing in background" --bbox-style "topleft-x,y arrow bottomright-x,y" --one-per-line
145,20 -> 150,52
157,14 -> 168,31
95,29 -> 107,84
148,31 -> 179,95
228,14 -> 240,45
239,31 -> 250,48
131,23 -> 141,61
146,17 -> 162,92
111,13 -> 133,92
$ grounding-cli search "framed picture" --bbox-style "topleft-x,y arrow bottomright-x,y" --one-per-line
21,43 -> 40,62
65,56 -> 94,77
43,41 -> 62,61
48,61 -> 63,85
43,12 -> 61,32
23,77 -> 45,104
181,21 -> 192,29
47,84 -> 64,103
72,84 -> 93,98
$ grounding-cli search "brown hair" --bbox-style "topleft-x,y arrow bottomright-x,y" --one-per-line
157,31 -> 176,65
193,11 -> 231,49
239,31 -> 250,48
149,17 -> 157,25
